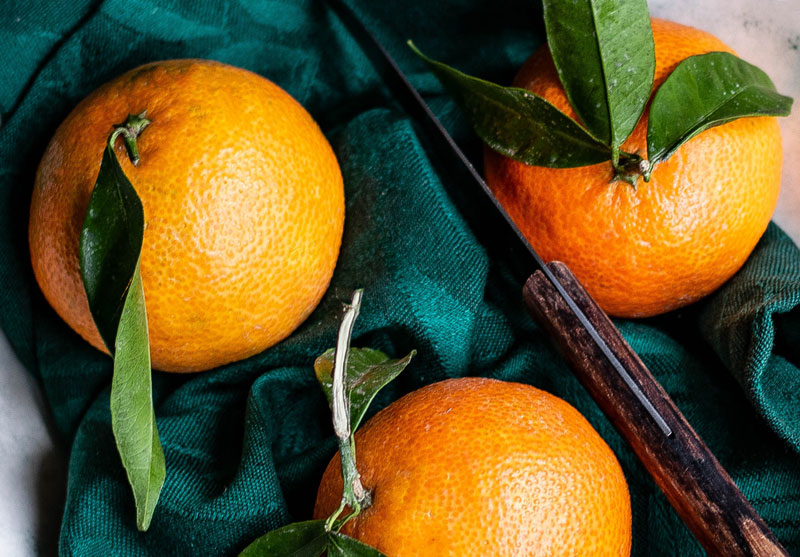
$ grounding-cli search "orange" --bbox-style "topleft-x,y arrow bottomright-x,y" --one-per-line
314,377 -> 631,556
29,59 -> 344,372
485,19 -> 782,317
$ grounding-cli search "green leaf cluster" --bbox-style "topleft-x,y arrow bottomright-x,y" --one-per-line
240,291 -> 414,556
314,346 -> 415,434
412,0 -> 792,183
79,112 -> 164,531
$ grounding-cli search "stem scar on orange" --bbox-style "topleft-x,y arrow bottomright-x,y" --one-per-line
29,59 -> 345,372
314,377 -> 632,556
485,19 -> 783,317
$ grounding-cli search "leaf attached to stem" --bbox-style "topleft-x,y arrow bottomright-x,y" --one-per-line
239,290 -> 414,556
647,51 -> 793,167
543,0 -> 655,156
79,112 -> 165,531
409,41 -> 613,168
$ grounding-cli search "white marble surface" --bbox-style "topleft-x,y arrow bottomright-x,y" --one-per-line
0,332 -> 64,556
1,1 -> 799,555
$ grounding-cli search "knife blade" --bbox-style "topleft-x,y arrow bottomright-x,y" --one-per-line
323,1 -> 788,555
326,12 -> 673,439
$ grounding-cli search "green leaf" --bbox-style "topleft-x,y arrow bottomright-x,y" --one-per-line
237,521 -> 387,557
238,292 -> 392,557
238,520 -> 328,557
315,347 -> 415,432
79,131 -> 145,352
543,0 -> 654,152
409,42 -> 612,168
327,533 -> 387,556
647,51 -> 793,164
110,262 -> 164,531
80,113 -> 163,530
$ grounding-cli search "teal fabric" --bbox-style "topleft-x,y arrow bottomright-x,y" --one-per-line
1,1 -> 799,555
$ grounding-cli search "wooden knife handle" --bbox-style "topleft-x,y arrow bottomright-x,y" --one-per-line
523,261 -> 787,557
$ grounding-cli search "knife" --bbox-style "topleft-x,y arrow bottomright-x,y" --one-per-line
323,1 -> 789,555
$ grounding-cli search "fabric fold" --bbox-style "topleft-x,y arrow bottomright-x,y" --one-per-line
0,1 -> 798,555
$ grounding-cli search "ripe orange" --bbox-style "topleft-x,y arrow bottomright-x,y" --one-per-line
29,59 -> 344,372
485,19 -> 783,317
314,377 -> 632,556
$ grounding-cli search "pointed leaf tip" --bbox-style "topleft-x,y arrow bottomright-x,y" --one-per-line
409,42 -> 612,168
648,51 -> 793,165
315,347 -> 415,433
111,264 -> 164,531
543,0 -> 654,149
81,116 -> 163,530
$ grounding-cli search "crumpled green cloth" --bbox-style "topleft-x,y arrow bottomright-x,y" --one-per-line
1,1 -> 798,555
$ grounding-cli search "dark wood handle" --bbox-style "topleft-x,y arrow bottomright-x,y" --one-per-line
523,261 -> 787,557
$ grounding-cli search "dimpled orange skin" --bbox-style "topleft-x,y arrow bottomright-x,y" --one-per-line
29,59 -> 344,372
485,19 -> 783,317
314,378 -> 632,556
